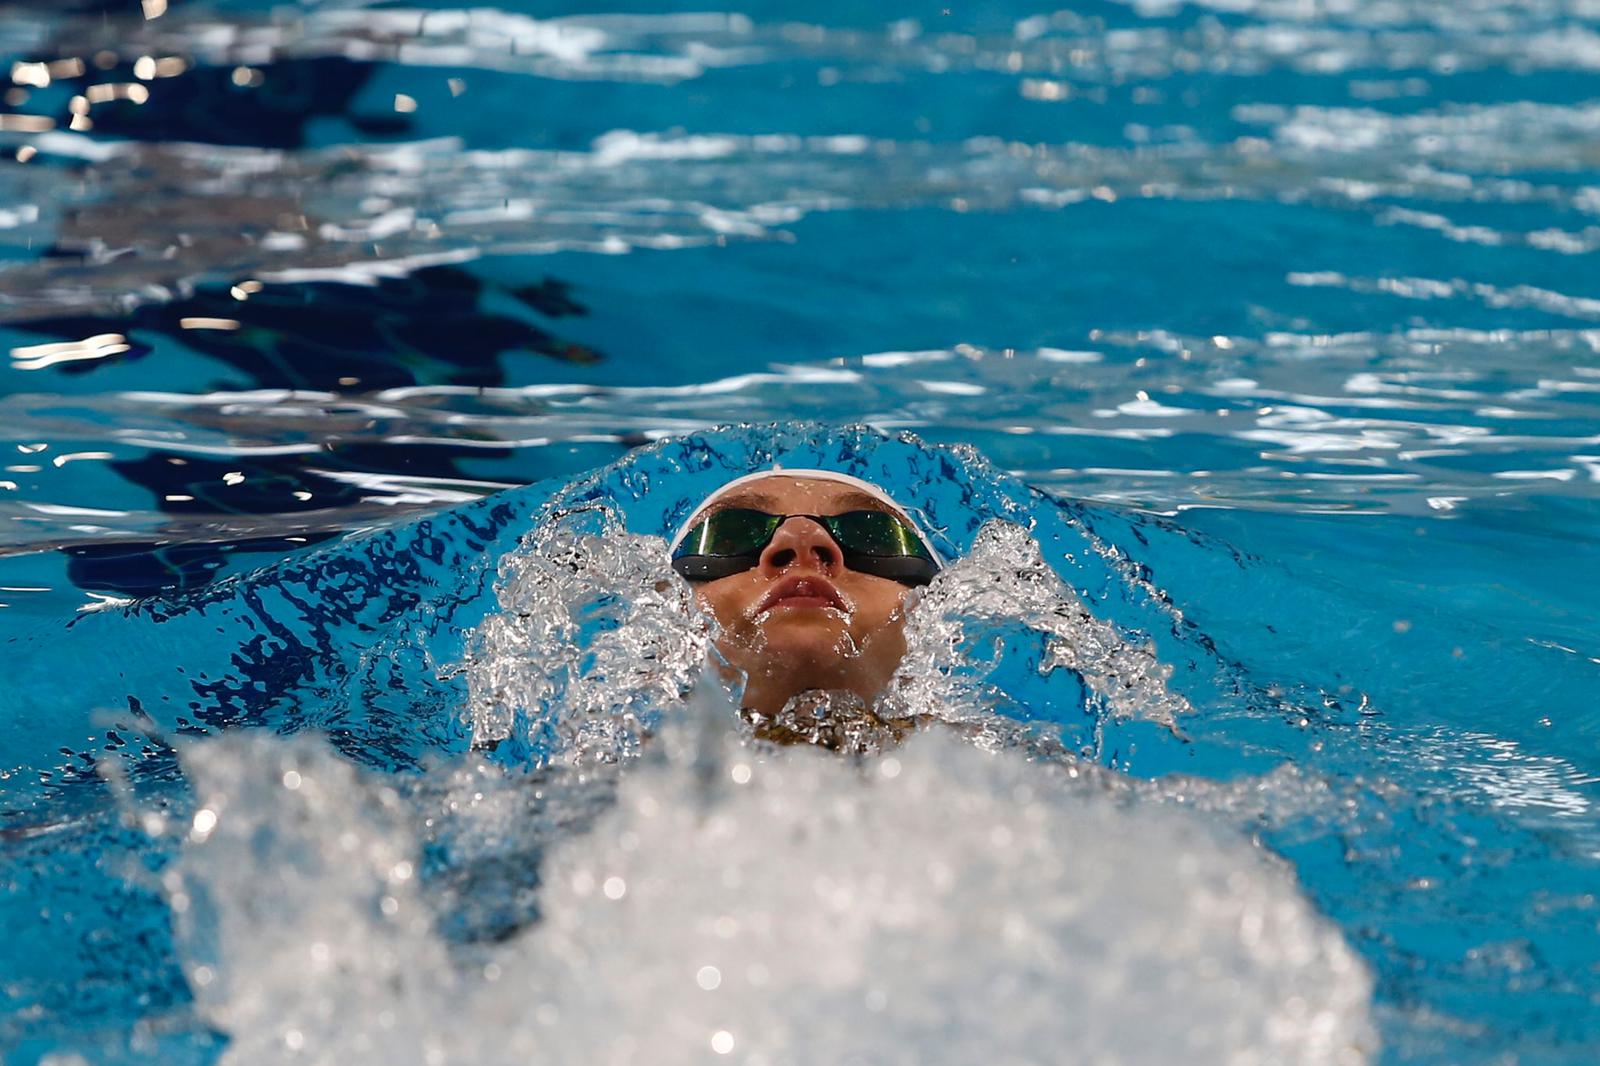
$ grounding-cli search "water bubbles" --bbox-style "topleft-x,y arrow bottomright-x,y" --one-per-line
603,877 -> 627,901
189,807 -> 217,841
745,688 -> 911,754
887,519 -> 1193,735
710,1030 -> 735,1054
695,965 -> 722,990
464,504 -> 709,766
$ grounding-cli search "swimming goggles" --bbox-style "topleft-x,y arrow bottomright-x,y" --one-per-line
671,507 -> 941,586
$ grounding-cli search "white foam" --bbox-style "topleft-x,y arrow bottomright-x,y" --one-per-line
169,710 -> 1375,1066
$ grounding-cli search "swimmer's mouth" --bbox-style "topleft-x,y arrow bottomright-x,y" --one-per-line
759,574 -> 848,614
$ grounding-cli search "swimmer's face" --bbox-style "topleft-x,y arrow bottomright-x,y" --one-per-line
686,476 -> 915,717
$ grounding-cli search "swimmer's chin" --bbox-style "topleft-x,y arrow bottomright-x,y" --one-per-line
744,595 -> 852,628
746,617 -> 861,662
759,600 -> 850,621
755,601 -> 857,633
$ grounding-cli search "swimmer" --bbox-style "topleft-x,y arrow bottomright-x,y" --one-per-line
669,470 -> 942,749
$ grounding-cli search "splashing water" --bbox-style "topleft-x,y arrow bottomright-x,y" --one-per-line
21,423 -> 1541,1062
462,477 -> 1191,767
165,697 -> 1375,1066
885,519 -> 1193,738
464,504 -> 709,767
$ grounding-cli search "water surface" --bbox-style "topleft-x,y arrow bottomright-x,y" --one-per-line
2,1 -> 1599,1063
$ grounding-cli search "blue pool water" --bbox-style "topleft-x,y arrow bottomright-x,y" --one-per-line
3,0 -> 1600,1062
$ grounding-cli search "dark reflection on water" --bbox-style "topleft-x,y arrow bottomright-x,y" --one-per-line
13,54 -> 407,148
63,532 -> 335,597
61,440 -> 523,595
12,266 -> 601,388
10,264 -> 596,593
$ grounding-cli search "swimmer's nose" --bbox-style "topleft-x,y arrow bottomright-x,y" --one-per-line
759,517 -> 840,575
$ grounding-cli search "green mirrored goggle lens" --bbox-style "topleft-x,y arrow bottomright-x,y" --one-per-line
823,509 -> 926,557
677,508 -> 782,557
